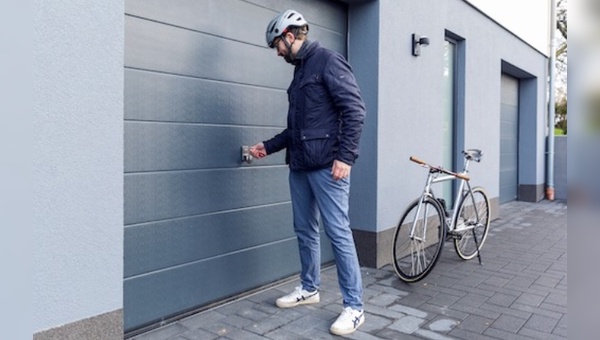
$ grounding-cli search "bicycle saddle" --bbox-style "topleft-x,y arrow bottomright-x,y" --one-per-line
463,149 -> 483,162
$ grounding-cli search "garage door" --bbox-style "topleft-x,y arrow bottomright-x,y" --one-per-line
123,0 -> 348,333
499,74 -> 519,203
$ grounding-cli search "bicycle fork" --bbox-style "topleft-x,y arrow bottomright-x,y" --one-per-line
409,172 -> 438,242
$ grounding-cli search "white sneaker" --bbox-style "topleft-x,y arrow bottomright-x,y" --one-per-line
330,307 -> 365,335
275,286 -> 320,308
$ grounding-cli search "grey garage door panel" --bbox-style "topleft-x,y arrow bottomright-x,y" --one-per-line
499,74 -> 519,203
499,170 -> 517,201
500,136 -> 518,154
126,0 -> 346,55
123,238 -> 302,331
125,15 -> 291,89
500,103 -> 518,122
125,167 -> 290,225
499,153 -> 518,170
125,69 -> 288,127
125,122 -> 285,172
126,0 -> 267,47
124,203 -> 295,277
243,0 -> 347,35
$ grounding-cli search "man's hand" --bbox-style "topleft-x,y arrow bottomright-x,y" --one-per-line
249,143 -> 267,159
331,160 -> 351,181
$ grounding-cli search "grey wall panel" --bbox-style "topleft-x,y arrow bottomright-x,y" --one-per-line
125,15 -> 291,89
125,167 -> 290,225
124,203 -> 295,277
125,69 -> 288,126
123,238 -> 301,330
124,121 -> 285,172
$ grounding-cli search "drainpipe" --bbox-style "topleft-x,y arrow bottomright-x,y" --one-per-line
546,0 -> 557,201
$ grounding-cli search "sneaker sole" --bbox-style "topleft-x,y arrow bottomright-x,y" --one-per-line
330,314 -> 365,335
275,294 -> 320,308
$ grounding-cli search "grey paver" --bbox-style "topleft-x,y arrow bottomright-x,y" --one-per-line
489,314 -> 527,333
484,326 -> 532,340
456,314 -> 493,333
518,327 -> 567,340
356,313 -> 393,333
367,292 -> 402,307
427,292 -> 462,307
242,315 -> 290,335
414,328 -> 456,340
132,324 -> 188,340
426,317 -> 459,332
278,314 -> 327,335
510,302 -> 563,319
175,328 -> 219,340
486,292 -> 518,307
514,292 -> 546,307
177,310 -> 226,330
523,313 -> 559,332
388,315 -> 426,334
388,304 -> 428,318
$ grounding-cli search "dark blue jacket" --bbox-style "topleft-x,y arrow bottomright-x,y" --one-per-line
263,40 -> 366,171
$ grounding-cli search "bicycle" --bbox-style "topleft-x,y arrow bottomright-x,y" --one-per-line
391,149 -> 491,283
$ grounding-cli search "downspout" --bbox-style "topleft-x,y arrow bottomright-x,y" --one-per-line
546,0 -> 557,201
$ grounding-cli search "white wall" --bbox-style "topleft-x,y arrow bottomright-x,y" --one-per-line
33,0 -> 124,333
372,0 -> 548,231
465,0 -> 552,56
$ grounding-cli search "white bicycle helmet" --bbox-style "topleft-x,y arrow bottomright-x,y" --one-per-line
265,9 -> 308,48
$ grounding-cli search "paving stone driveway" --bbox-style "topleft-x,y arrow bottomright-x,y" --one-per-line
132,200 -> 567,340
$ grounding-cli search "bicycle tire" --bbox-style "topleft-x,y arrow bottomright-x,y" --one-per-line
453,186 -> 491,260
392,197 -> 446,283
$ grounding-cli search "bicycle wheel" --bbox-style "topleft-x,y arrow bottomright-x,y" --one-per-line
453,186 -> 491,260
392,197 -> 446,283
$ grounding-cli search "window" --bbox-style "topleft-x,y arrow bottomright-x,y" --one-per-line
442,32 -> 465,206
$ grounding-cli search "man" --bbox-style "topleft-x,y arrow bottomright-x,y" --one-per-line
249,9 -> 366,335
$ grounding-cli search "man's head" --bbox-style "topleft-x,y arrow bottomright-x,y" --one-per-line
265,9 -> 309,63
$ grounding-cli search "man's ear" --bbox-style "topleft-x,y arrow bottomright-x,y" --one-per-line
284,31 -> 296,43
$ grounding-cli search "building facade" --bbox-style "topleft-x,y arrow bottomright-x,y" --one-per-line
34,0 -> 551,337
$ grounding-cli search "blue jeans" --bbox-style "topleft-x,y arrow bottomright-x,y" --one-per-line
289,169 -> 363,310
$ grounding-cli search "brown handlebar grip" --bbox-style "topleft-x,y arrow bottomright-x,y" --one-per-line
410,156 -> 426,165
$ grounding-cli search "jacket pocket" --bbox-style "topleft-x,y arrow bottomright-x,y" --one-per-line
300,74 -> 328,111
300,128 -> 336,169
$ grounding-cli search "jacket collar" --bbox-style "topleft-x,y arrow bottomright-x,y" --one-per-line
292,40 -> 319,66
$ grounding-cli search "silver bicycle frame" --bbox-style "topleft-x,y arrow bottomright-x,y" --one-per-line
427,156 -> 474,232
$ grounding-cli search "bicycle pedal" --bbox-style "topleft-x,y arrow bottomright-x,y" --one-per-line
447,231 -> 463,240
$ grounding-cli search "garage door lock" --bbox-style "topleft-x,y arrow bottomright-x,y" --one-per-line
241,145 -> 253,164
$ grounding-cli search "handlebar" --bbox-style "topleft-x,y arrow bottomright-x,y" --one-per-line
410,156 -> 470,181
